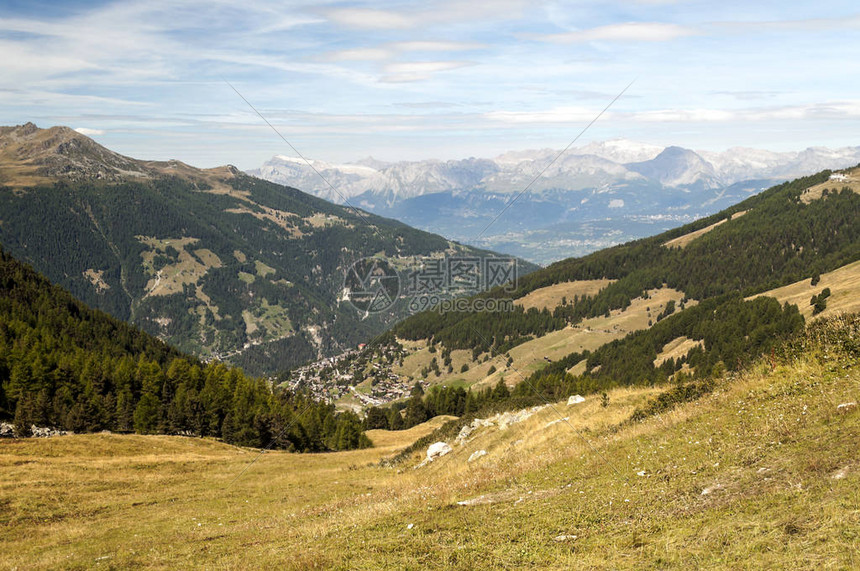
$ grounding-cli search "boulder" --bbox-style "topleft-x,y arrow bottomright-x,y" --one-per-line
427,441 -> 452,461
0,422 -> 15,438
455,424 -> 475,445
567,395 -> 586,406
468,449 -> 487,462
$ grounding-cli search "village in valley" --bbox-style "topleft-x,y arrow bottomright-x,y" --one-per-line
279,342 -> 428,409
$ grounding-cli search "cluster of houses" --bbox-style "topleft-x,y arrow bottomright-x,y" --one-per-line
284,349 -> 361,402
282,344 -> 424,407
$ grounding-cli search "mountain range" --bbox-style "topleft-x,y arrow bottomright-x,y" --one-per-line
0,123 -> 531,376
250,141 -> 860,264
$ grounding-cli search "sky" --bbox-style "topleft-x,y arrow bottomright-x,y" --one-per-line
1,0 -> 859,169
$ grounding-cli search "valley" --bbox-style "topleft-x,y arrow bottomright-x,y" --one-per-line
0,124 -> 532,375
3,2 -> 859,569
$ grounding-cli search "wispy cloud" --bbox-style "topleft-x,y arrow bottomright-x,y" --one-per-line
323,8 -> 414,30
539,22 -> 698,43
1,0 -> 858,166
322,48 -> 394,62
485,101 -> 860,125
712,14 -> 860,33
382,61 -> 475,83
391,41 -> 485,52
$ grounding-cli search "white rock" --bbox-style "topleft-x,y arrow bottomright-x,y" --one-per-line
836,402 -> 857,413
468,450 -> 487,462
455,424 -> 475,445
553,534 -> 578,542
427,441 -> 452,461
567,395 -> 586,406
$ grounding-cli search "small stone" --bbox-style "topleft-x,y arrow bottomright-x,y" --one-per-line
831,467 -> 849,480
553,534 -> 578,542
836,402 -> 857,414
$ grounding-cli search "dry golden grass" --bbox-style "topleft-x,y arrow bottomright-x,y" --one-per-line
749,259 -> 860,320
395,288 -> 689,393
515,279 -> 615,311
365,415 -> 457,450
82,268 -> 111,293
653,336 -> 703,367
664,210 -> 747,249
137,237 -> 225,298
3,340 -> 857,569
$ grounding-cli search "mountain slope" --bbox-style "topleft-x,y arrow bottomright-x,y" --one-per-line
391,168 -> 859,351
0,123 -> 530,375
275,167 -> 859,418
0,247 -> 368,450
2,316 -> 856,569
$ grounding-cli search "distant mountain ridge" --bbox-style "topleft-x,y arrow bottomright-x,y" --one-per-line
251,140 -> 860,201
250,141 -> 860,264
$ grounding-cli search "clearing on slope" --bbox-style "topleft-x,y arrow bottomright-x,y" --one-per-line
799,167 -> 860,203
392,287 -> 689,392
515,279 -> 615,311
663,210 -> 747,249
748,259 -> 860,319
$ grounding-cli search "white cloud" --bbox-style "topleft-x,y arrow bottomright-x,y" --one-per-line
384,61 -> 473,74
541,22 -> 698,43
381,60 -> 474,82
485,106 -> 614,124
712,14 -> 860,33
484,100 -> 860,126
323,8 -> 414,30
74,127 -> 106,136
323,1 -> 530,31
608,199 -> 625,208
390,41 -> 485,52
631,102 -> 860,123
324,48 -> 394,62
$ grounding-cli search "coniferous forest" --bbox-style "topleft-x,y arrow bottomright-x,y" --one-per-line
0,248 -> 369,450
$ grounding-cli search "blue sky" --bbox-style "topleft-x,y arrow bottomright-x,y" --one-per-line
1,0 -> 859,168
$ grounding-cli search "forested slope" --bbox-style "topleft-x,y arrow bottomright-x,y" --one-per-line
393,170 -> 859,352
0,248 -> 368,450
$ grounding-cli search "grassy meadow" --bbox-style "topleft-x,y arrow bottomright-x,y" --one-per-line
1,320 -> 858,569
